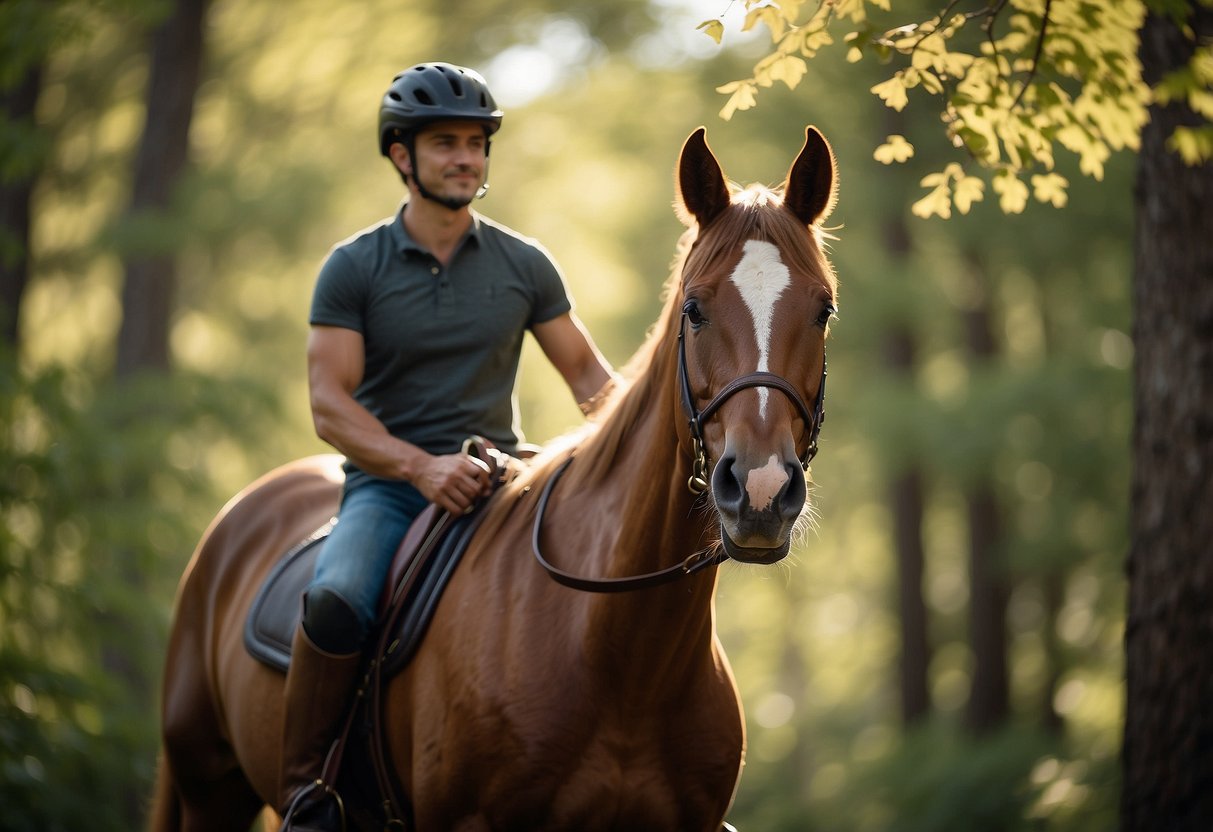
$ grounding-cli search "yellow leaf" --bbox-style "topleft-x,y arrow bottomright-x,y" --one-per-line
767,54 -> 808,90
873,134 -> 915,164
912,184 -> 952,220
1031,173 -> 1069,208
871,75 -> 909,112
919,70 -> 944,95
743,6 -> 785,41
697,19 -> 725,45
953,176 -> 985,214
719,82 -> 758,121
992,172 -> 1029,214
1168,125 -> 1213,164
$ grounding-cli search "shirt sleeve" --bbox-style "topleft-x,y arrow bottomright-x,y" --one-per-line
309,247 -> 366,332
526,242 -> 574,327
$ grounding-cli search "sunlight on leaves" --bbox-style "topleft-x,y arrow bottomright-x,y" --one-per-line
953,175 -> 985,214
717,79 -> 759,120
1168,125 -> 1213,164
873,134 -> 914,164
871,74 -> 909,111
993,171 -> 1030,214
697,19 -> 725,45
912,179 -> 952,220
1031,173 -> 1070,208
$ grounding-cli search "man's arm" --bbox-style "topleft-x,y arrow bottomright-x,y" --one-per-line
307,325 -> 490,513
531,313 -> 616,414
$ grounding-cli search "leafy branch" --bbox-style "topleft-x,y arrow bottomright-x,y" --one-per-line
698,0 -> 1207,217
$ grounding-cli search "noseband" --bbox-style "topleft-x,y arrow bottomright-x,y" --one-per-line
677,309 -> 827,494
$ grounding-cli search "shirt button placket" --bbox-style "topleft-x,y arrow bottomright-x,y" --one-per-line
433,262 -> 454,310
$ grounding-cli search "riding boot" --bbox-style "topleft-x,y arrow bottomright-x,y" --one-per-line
278,624 -> 362,832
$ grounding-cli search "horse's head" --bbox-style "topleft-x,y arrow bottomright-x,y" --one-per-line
674,126 -> 838,565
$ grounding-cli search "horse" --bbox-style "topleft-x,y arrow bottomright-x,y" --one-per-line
151,124 -> 840,831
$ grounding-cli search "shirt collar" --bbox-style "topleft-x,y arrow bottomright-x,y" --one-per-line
391,203 -> 483,255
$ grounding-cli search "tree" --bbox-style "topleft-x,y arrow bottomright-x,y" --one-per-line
703,0 -> 1212,827
1123,6 -> 1213,829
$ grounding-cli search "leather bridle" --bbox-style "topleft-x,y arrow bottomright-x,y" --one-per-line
529,303 -> 830,594
677,306 -> 828,494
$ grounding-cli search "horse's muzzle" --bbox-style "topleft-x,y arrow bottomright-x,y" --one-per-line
711,453 -> 806,564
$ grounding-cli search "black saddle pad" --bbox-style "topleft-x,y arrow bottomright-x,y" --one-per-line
244,511 -> 480,677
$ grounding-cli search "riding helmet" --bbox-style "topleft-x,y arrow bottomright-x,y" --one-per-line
378,63 -> 503,156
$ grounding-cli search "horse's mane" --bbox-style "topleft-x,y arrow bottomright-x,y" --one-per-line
477,182 -> 838,531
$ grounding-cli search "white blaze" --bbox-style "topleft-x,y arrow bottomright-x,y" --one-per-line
729,239 -> 791,418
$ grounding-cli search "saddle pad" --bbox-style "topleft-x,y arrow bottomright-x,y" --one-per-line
243,512 -> 479,676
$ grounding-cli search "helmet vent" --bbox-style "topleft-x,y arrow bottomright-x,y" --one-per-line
413,89 -> 435,106
446,76 -> 464,98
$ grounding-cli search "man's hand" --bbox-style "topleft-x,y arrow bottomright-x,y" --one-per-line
413,452 -> 493,515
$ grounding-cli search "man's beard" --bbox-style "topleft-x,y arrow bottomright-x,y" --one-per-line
415,168 -> 479,211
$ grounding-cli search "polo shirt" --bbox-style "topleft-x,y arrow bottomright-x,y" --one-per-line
309,208 -> 573,490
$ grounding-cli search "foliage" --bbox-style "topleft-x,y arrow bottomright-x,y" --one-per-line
4,0 -> 1135,828
702,0 -> 1211,216
0,351 -> 281,829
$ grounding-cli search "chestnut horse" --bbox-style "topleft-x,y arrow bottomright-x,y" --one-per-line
152,125 -> 840,831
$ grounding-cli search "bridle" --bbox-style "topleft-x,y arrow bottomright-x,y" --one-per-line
529,299 -> 830,594
677,304 -> 828,494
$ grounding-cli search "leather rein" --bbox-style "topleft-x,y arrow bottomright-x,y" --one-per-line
530,308 -> 829,594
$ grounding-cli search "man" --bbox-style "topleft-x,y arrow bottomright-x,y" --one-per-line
279,62 -> 614,830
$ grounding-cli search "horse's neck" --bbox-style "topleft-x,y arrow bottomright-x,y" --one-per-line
543,357 -> 721,677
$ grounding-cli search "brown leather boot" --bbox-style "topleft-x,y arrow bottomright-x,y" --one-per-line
277,624 -> 362,832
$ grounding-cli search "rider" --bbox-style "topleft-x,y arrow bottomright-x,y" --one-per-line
279,62 -> 615,830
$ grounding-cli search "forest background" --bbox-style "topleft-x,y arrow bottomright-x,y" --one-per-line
1,0 -> 1145,829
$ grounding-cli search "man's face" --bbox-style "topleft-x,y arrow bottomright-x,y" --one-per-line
407,121 -> 488,208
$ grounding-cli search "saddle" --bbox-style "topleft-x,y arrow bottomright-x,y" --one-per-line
244,439 -> 515,679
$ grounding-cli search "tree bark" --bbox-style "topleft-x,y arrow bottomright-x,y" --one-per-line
0,64 -> 44,351
882,211 -> 932,725
1122,6 -> 1213,829
114,0 -> 209,377
962,257 -> 1010,735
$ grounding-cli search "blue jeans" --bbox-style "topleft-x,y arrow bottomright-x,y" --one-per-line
308,478 -> 429,641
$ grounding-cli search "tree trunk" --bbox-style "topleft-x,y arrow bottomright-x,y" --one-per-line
114,0 -> 209,378
962,257 -> 1010,735
882,211 -> 932,725
0,63 -> 44,351
106,1 -> 210,824
1122,6 -> 1213,830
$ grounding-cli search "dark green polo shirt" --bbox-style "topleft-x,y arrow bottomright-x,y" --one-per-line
309,208 -> 572,490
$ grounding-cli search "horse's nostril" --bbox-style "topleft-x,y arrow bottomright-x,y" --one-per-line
711,456 -> 743,508
781,463 -> 807,516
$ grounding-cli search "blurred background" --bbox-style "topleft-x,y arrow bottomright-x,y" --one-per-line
1,0 -> 1130,829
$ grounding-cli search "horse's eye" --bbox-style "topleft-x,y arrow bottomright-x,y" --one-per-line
815,302 -> 837,328
683,299 -> 707,328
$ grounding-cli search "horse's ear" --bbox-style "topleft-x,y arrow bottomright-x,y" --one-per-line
784,126 -> 838,226
676,127 -> 730,229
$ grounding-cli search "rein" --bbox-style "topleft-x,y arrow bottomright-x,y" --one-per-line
531,457 -> 728,593
678,310 -> 827,493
